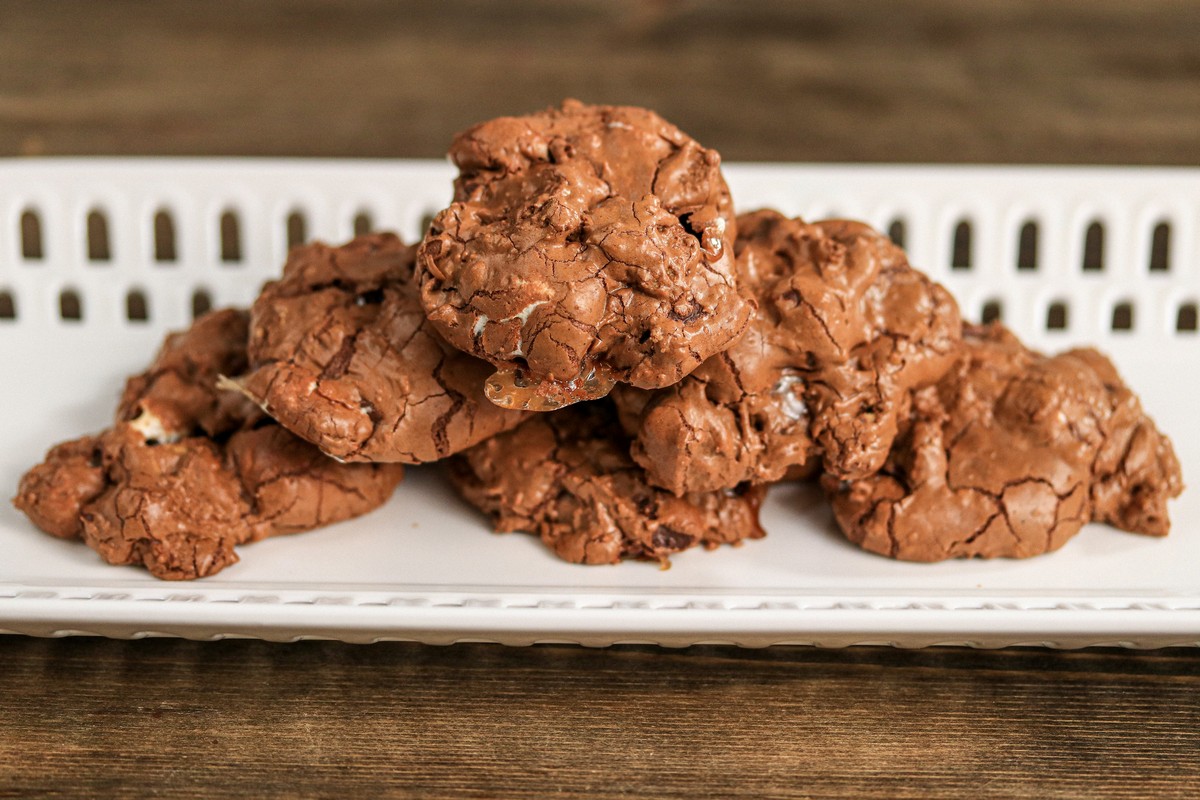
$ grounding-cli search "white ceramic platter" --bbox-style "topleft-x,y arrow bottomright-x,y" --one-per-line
1,159 -> 1197,647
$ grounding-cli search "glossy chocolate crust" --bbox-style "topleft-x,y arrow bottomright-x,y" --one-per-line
823,324 -> 1183,561
416,100 -> 753,410
447,402 -> 766,565
234,233 -> 526,463
616,210 -> 961,495
13,309 -> 404,580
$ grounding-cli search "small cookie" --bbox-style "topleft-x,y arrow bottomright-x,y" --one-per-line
616,210 -> 961,495
417,100 -> 753,410
231,233 -> 526,463
823,324 -> 1183,561
13,309 -> 404,580
448,402 -> 766,565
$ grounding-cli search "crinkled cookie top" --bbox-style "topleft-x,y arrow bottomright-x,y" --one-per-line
616,209 -> 961,495
448,402 -> 765,566
233,233 -> 526,463
824,323 -> 1183,561
417,100 -> 752,411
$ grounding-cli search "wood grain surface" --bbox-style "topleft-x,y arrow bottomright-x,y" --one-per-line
2,0 -> 1199,164
2,1 -> 1199,798
1,638 -> 1198,799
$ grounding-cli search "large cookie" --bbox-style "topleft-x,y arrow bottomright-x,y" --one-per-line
448,403 -> 766,565
417,100 -> 753,411
230,233 -> 526,463
13,309 -> 405,580
823,324 -> 1183,561
615,210 -> 961,495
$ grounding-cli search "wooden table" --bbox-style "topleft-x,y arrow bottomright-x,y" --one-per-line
2,2 -> 1198,797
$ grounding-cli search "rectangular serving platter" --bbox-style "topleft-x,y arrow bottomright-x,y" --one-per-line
1,158 -> 1197,647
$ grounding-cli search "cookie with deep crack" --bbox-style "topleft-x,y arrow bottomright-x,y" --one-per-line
417,99 -> 753,411
822,323 -> 1183,561
230,233 -> 526,463
448,402 -> 766,565
13,309 -> 405,580
614,210 -> 961,495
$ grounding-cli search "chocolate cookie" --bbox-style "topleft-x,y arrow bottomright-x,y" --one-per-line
823,324 -> 1183,561
615,210 -> 961,495
229,233 -> 526,463
448,403 -> 766,565
417,100 -> 753,411
13,309 -> 404,580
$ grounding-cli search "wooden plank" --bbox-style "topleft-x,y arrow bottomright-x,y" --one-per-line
1,0 -> 1198,163
0,638 -> 1198,799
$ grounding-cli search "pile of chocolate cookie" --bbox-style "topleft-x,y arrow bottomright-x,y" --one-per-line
13,100 -> 1184,580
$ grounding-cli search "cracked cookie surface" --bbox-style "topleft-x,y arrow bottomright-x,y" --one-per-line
822,323 -> 1183,561
417,99 -> 752,410
615,209 -> 961,495
448,402 -> 766,565
13,309 -> 404,580
233,233 -> 526,463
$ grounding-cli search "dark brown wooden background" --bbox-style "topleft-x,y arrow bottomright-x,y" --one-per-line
2,2 -> 1199,798
4,0 -> 1200,164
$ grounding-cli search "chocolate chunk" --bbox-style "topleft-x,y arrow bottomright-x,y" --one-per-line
823,324 -> 1183,561
616,210 -> 961,495
13,309 -> 404,580
447,402 -> 766,565
416,100 -> 753,410
231,233 -> 527,463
